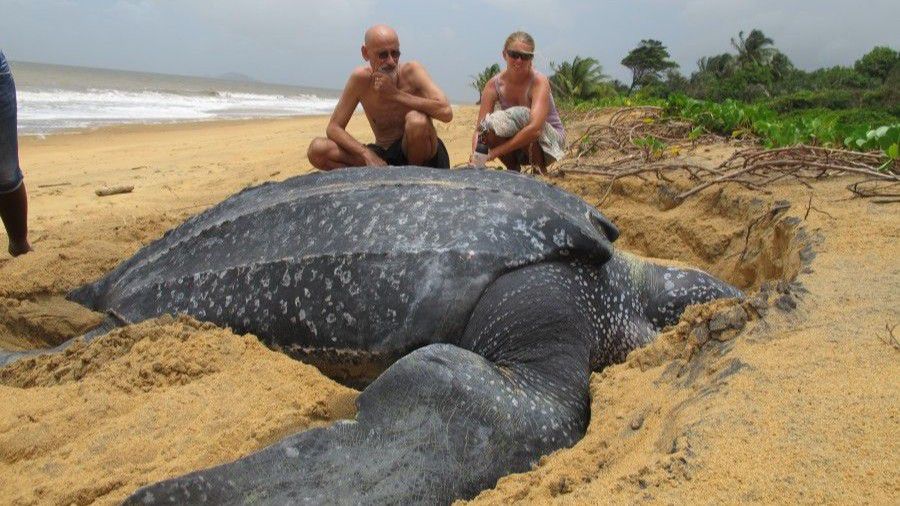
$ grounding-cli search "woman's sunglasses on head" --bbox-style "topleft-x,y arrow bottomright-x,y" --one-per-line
506,50 -> 534,61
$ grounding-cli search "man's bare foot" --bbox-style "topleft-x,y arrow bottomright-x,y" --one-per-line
8,241 -> 32,257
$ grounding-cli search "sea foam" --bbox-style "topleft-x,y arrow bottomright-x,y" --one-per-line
17,87 -> 338,134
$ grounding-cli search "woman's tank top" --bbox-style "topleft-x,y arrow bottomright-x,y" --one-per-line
493,73 -> 565,138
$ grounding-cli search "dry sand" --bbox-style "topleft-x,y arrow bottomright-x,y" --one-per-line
0,108 -> 897,505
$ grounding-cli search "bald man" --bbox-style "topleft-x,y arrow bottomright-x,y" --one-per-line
307,25 -> 453,170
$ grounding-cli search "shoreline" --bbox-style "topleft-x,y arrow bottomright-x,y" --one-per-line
18,104 -> 475,140
19,113 -> 336,140
19,115 -> 331,139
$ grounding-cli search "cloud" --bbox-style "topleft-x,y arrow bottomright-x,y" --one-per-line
482,0 -> 582,29
673,0 -> 900,70
2,0 -> 897,100
175,0 -> 375,40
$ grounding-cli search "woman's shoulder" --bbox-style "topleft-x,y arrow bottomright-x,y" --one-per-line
484,74 -> 503,92
531,70 -> 551,85
485,73 -> 504,93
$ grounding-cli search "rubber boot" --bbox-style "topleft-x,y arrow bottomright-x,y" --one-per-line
0,182 -> 31,256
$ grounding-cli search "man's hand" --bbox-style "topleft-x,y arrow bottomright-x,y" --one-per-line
361,149 -> 388,167
371,70 -> 399,100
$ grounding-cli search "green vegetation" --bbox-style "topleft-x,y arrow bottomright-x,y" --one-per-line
631,135 -> 667,161
854,46 -> 899,83
469,63 -> 501,104
536,28 -> 898,160
662,94 -> 899,166
620,39 -> 678,93
549,56 -> 614,101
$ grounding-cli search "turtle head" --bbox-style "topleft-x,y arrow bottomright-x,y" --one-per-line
637,258 -> 744,330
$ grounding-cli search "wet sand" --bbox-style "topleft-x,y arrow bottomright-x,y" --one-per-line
1,109 -> 897,504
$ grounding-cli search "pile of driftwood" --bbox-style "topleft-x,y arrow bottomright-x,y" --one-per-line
552,107 -> 899,204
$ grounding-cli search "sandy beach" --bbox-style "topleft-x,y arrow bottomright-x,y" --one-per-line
1,108 -> 897,504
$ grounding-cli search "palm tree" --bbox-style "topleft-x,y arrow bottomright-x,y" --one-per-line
769,51 -> 795,80
731,29 -> 775,67
549,56 -> 608,101
470,64 -> 501,104
697,53 -> 735,78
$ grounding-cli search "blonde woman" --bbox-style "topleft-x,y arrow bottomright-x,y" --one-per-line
473,32 -> 565,173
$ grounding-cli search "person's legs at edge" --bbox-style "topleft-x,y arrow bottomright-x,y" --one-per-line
0,51 -> 31,257
0,184 -> 29,256
401,111 -> 437,165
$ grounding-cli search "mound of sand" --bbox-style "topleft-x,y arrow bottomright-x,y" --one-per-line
1,316 -> 356,505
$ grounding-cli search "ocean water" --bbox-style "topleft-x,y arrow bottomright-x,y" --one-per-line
9,61 -> 340,135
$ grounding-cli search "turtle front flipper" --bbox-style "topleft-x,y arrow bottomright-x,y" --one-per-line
124,264 -> 598,505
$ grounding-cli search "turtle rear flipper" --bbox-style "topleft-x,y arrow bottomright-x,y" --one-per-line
125,343 -> 585,504
124,264 -> 598,505
0,311 -> 128,367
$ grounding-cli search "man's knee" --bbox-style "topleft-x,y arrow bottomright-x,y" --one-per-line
404,111 -> 431,138
307,137 -> 331,168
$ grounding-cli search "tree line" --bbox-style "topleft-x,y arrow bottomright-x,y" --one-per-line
470,29 -> 898,118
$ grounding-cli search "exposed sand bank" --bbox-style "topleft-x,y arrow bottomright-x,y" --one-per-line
1,109 -> 897,505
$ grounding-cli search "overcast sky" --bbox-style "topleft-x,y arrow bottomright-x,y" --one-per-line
2,0 -> 898,102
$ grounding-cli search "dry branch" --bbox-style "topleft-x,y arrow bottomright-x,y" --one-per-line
95,185 -> 134,197
557,106 -> 899,203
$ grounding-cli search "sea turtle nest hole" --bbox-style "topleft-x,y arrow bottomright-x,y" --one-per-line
556,175 -> 809,291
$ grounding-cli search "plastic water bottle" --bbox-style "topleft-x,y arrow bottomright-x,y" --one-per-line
472,142 -> 489,168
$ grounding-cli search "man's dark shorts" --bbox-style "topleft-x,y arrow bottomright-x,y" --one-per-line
366,137 -> 450,169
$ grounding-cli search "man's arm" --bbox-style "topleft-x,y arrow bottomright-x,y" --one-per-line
378,61 -> 452,123
326,69 -> 386,166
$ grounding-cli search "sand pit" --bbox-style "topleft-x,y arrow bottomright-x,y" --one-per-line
1,109 -> 897,504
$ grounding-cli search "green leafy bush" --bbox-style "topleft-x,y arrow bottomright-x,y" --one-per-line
843,124 -> 900,156
784,108 -> 898,132
662,94 -> 898,158
854,47 -> 900,83
632,135 -> 667,160
803,66 -> 874,90
768,89 -> 857,113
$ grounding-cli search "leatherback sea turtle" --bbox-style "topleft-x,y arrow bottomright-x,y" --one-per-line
39,167 -> 743,504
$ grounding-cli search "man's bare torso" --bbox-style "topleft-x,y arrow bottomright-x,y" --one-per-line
357,63 -> 422,148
